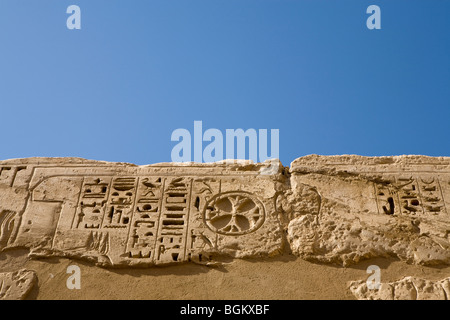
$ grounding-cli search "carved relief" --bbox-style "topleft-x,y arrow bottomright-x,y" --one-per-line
103,177 -> 137,228
155,178 -> 191,263
418,177 -> 446,214
87,231 -> 110,255
5,162 -> 274,267
0,210 -> 16,249
126,177 -> 162,260
396,178 -> 422,215
4,155 -> 447,270
203,191 -> 265,236
374,181 -> 398,215
0,166 -> 28,188
375,176 -> 447,215
74,178 -> 110,229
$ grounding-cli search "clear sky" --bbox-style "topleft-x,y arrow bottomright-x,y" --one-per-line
0,1 -> 449,166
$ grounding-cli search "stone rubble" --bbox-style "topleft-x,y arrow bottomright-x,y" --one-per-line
0,269 -> 37,300
349,276 -> 450,300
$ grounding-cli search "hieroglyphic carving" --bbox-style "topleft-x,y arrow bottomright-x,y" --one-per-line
126,177 -> 163,259
103,177 -> 137,228
0,166 -> 27,187
374,182 -> 397,215
418,177 -> 446,214
0,167 -> 13,187
375,176 -> 447,215
185,179 -> 220,262
65,173 -> 268,264
124,177 -> 221,263
0,158 -> 285,267
396,178 -> 422,215
74,178 -> 111,229
2,155 -> 450,269
155,177 -> 191,263
0,210 -> 16,249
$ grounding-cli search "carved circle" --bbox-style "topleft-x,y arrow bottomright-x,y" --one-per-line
203,191 -> 265,236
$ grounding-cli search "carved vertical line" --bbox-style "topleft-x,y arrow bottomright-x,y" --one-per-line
415,176 -> 425,214
437,177 -> 447,214
100,177 -> 113,228
71,177 -> 85,229
373,183 -> 381,215
182,178 -> 193,261
152,177 -> 166,262
8,186 -> 31,246
124,177 -> 139,254
395,177 -> 401,215
51,202 -> 64,250
9,167 -> 18,188
8,167 -> 35,245
7,214 -> 20,246
215,179 -> 222,247
0,211 -> 12,248
27,166 -> 36,194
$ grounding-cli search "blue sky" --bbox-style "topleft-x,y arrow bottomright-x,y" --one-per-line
0,1 -> 449,166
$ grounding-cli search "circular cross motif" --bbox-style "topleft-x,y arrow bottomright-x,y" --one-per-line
203,191 -> 265,236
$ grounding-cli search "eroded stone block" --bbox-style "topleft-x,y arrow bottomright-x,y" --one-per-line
349,276 -> 450,300
0,269 -> 37,300
288,155 -> 450,266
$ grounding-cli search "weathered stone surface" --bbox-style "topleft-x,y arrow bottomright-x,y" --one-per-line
0,269 -> 37,300
287,155 -> 450,266
0,155 -> 449,268
349,276 -> 450,300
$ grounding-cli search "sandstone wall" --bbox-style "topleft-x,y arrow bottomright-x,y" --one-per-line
0,155 -> 449,272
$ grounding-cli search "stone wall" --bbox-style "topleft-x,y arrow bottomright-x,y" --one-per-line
0,155 -> 449,299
